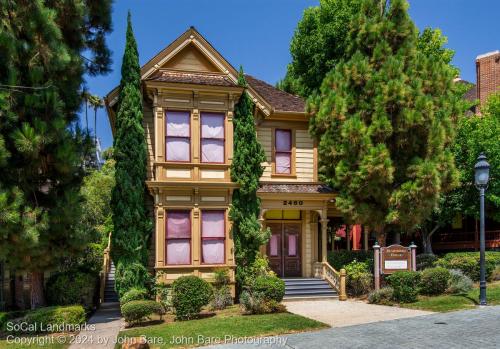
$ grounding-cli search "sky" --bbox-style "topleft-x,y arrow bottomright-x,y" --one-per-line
83,0 -> 500,150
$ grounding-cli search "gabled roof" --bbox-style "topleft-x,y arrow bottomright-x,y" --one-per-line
146,70 -> 236,87
245,75 -> 305,113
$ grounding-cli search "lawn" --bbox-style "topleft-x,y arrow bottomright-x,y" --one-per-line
400,281 -> 500,312
116,306 -> 328,349
0,335 -> 70,349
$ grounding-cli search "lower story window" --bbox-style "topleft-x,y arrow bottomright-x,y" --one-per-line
201,210 -> 225,264
166,210 -> 191,265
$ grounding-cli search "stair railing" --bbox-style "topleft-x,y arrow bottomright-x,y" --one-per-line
99,232 -> 112,304
313,261 -> 347,301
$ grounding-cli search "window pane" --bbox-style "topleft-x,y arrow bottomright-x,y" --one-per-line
166,138 -> 190,161
270,234 -> 279,256
202,211 -> 225,237
276,153 -> 291,173
288,234 -> 297,256
166,111 -> 190,137
201,139 -> 224,163
167,212 -> 191,238
166,240 -> 190,264
201,113 -> 224,139
202,240 -> 224,264
275,130 -> 291,151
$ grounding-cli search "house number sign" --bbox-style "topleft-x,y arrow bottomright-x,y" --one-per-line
283,200 -> 303,206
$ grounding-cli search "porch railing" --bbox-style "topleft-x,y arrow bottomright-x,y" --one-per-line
313,261 -> 347,301
99,233 -> 112,304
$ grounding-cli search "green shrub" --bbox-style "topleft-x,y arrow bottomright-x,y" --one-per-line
447,269 -> 473,295
416,253 -> 438,270
211,286 -> 233,311
154,282 -> 171,314
492,265 -> 500,281
121,300 -> 162,325
327,250 -> 374,271
419,267 -> 450,295
0,312 -> 7,331
344,260 -> 372,296
120,288 -> 149,305
436,252 -> 500,281
387,271 -> 421,303
114,261 -> 153,298
213,268 -> 231,288
46,272 -> 97,309
171,276 -> 213,320
367,287 -> 394,305
239,291 -> 286,314
251,275 -> 285,302
19,306 -> 86,333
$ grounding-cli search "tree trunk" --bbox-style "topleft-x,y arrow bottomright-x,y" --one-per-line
30,272 -> 46,309
376,229 -> 387,247
421,225 -> 439,255
394,232 -> 401,244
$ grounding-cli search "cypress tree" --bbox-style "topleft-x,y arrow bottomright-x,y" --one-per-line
111,12 -> 151,295
0,0 -> 112,308
309,0 -> 460,244
229,68 -> 269,291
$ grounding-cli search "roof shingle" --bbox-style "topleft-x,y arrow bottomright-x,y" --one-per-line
257,183 -> 333,194
147,70 -> 237,87
245,75 -> 305,113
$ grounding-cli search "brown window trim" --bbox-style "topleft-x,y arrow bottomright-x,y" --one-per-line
165,210 -> 192,266
165,110 -> 191,163
200,210 -> 226,265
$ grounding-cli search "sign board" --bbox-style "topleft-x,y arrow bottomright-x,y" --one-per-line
380,244 -> 411,274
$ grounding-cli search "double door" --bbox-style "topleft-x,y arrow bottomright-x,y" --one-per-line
266,223 -> 301,277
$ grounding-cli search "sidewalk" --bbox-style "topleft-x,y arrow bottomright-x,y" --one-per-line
69,302 -> 123,349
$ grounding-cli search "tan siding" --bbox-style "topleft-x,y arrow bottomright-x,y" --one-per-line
257,127 -> 315,182
143,105 -> 155,180
162,44 -> 219,72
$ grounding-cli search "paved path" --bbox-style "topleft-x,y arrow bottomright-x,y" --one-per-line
285,300 -> 432,327
69,302 -> 123,349
205,306 -> 500,349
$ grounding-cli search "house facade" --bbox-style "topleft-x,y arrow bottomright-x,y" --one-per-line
104,27 -> 349,296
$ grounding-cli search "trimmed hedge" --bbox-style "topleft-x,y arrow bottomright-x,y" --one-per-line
419,267 -> 450,295
367,287 -> 394,305
171,275 -> 213,320
327,250 -> 374,271
121,300 -> 162,325
436,252 -> 500,281
17,306 -> 86,333
251,275 -> 285,302
46,271 -> 97,309
120,288 -> 149,305
387,271 -> 421,303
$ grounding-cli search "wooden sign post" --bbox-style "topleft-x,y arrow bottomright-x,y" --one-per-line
373,242 -> 417,291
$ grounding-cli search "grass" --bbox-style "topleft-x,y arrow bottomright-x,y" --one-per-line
400,281 -> 500,312
0,335 -> 70,349
116,305 -> 328,349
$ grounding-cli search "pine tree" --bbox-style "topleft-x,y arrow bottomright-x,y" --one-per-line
309,0 -> 460,244
111,12 -> 151,295
0,0 -> 112,308
229,68 -> 269,291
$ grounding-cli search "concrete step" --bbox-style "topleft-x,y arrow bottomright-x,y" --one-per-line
285,284 -> 332,290
283,294 -> 339,301
282,277 -> 338,300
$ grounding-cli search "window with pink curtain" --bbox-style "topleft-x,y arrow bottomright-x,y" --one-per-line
270,234 -> 279,256
288,234 -> 297,256
275,129 -> 291,174
201,210 -> 225,264
201,113 -> 225,163
166,211 -> 191,265
166,111 -> 190,161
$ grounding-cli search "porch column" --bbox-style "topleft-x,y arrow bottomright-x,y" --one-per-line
346,226 -> 351,251
321,218 -> 328,262
364,228 -> 369,251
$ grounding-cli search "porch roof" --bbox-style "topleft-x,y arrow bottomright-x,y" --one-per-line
146,70 -> 237,87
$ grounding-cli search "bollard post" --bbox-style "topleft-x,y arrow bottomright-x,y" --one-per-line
373,241 -> 380,291
339,268 -> 347,301
409,242 -> 417,272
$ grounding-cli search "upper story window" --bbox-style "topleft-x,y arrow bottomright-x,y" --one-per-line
201,112 -> 225,163
275,129 -> 292,174
201,210 -> 225,264
166,111 -> 190,162
166,210 -> 191,265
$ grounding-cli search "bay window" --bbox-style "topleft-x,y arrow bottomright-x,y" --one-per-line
201,112 -> 225,163
166,211 -> 191,265
275,129 -> 292,174
166,111 -> 190,162
201,210 -> 225,264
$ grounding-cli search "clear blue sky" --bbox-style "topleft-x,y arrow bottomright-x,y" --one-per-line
83,0 -> 500,150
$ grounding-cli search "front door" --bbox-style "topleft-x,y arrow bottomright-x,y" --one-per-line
266,223 -> 301,277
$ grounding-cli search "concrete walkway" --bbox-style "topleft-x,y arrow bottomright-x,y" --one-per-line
69,302 -> 123,349
285,299 -> 432,327
206,305 -> 500,349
